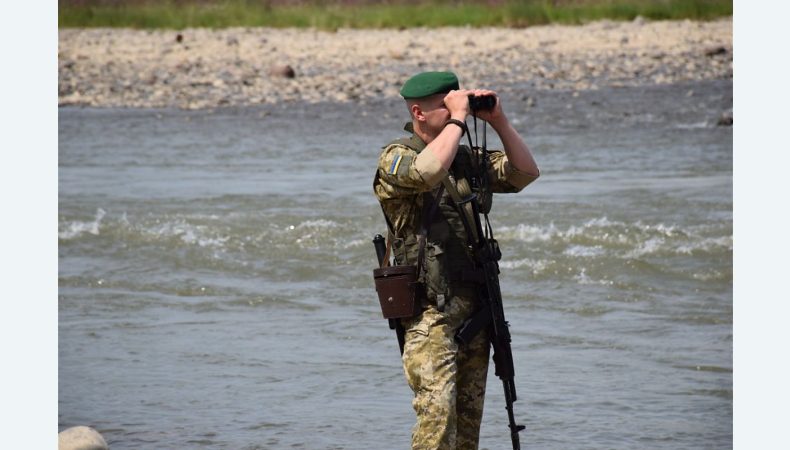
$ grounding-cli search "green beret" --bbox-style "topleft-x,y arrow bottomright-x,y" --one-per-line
399,71 -> 459,99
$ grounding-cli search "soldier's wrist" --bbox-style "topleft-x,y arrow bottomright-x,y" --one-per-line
444,118 -> 468,135
488,113 -> 509,130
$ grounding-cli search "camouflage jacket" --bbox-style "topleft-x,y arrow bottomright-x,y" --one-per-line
373,123 -> 537,298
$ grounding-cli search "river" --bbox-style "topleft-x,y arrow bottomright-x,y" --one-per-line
59,79 -> 732,449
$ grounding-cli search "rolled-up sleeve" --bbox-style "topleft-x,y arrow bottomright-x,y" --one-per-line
487,150 -> 539,193
375,144 -> 447,200
413,148 -> 447,188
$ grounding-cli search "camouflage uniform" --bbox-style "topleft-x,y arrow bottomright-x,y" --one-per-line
373,124 -> 537,450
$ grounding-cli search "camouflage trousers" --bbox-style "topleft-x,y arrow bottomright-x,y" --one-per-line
401,292 -> 490,450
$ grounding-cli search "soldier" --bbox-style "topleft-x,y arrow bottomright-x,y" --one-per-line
373,71 -> 540,449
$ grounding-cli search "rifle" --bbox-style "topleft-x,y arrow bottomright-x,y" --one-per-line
454,228 -> 526,449
449,109 -> 526,450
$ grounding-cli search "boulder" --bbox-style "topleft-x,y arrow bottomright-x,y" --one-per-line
717,109 -> 733,126
58,426 -> 108,450
268,64 -> 296,78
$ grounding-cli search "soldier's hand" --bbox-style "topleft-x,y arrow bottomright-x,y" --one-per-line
469,89 -> 505,125
444,89 -> 472,120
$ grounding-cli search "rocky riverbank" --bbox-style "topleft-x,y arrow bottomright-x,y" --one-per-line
58,17 -> 731,109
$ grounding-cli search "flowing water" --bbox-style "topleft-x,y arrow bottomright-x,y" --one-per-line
59,79 -> 732,449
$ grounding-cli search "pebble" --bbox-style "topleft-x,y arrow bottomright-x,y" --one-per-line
58,18 -> 732,109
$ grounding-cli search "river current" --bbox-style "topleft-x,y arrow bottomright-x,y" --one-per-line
59,79 -> 732,449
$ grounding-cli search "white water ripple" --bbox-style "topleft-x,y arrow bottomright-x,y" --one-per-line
498,216 -> 731,258
59,208 -> 106,240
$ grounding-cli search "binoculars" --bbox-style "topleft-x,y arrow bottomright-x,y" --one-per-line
468,94 -> 496,111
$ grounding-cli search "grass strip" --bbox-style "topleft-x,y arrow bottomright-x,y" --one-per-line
59,0 -> 733,29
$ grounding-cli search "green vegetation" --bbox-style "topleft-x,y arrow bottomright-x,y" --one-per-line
58,0 -> 733,29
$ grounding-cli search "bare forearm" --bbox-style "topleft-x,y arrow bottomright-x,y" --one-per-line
490,116 -> 539,176
423,115 -> 465,171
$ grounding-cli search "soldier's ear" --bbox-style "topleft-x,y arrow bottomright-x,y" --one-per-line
411,103 -> 426,122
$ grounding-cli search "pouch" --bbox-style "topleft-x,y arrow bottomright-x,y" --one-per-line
373,265 -> 422,319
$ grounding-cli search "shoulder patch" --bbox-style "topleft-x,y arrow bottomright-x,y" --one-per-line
388,154 -> 413,176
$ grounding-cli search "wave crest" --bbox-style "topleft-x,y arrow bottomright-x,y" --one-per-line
59,208 -> 106,240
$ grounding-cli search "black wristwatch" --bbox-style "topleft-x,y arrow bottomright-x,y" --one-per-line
444,119 -> 468,135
